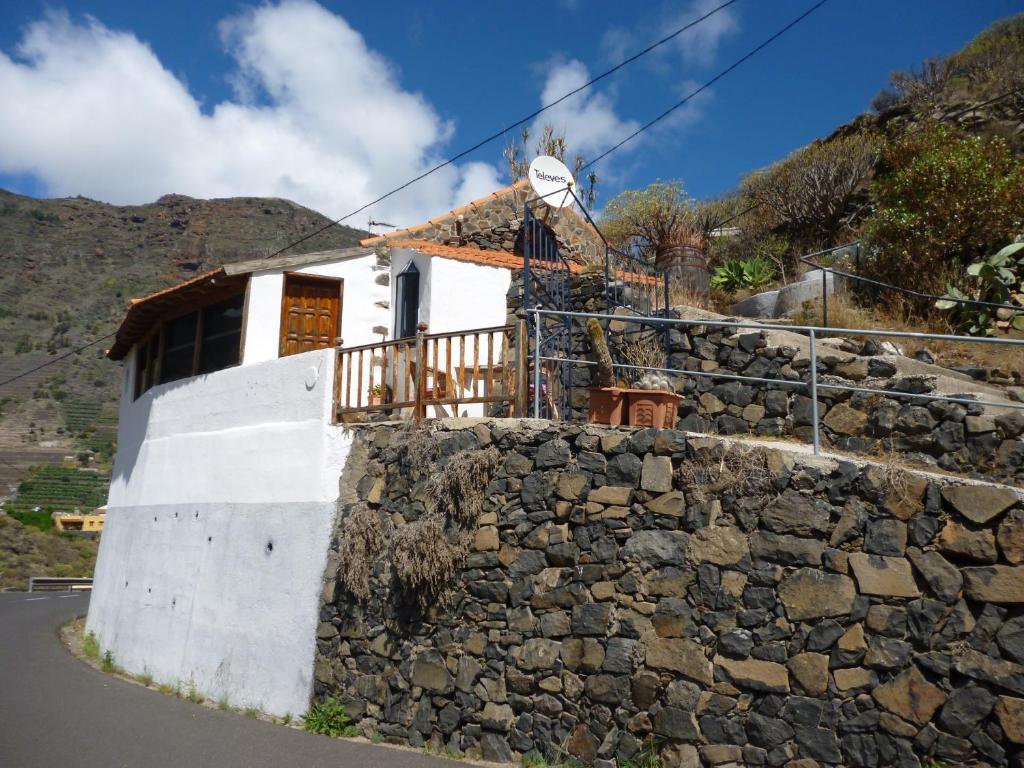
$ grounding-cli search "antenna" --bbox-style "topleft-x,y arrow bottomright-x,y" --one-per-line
527,156 -> 575,208
367,219 -> 398,234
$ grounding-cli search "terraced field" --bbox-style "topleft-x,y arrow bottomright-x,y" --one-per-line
1,466 -> 110,530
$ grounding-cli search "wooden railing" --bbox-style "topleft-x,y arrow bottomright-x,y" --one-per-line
334,321 -> 528,421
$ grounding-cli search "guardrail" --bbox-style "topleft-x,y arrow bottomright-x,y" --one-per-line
799,241 -> 1023,327
28,576 -> 93,593
530,307 -> 1024,455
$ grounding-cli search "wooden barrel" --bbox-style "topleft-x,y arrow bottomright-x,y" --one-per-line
656,245 -> 710,297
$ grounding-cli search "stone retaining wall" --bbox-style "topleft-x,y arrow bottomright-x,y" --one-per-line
314,419 -> 1024,767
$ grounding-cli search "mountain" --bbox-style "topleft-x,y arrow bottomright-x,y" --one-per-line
0,189 -> 367,501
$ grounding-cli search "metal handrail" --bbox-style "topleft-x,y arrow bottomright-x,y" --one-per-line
530,307 -> 1024,456
799,241 -> 1024,324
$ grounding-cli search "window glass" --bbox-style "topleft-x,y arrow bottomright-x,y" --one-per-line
395,262 -> 420,339
198,294 -> 244,374
160,311 -> 198,383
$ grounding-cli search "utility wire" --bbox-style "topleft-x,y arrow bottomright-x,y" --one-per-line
263,0 -> 740,258
0,333 -> 115,390
0,2 -> 739,394
583,0 -> 833,170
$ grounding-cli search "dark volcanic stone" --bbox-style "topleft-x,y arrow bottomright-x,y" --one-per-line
719,629 -> 754,658
937,684 -> 997,737
794,725 -> 842,763
746,713 -> 794,749
806,620 -> 845,652
607,453 -> 642,487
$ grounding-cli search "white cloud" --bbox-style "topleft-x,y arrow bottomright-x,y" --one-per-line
534,59 -> 641,163
602,0 -> 739,69
0,2 -> 502,227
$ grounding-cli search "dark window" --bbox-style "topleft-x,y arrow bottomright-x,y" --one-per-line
198,294 -> 244,374
160,311 -> 198,383
134,341 -> 149,399
395,262 -> 420,339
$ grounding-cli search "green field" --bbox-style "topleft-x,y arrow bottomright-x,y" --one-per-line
2,465 -> 110,530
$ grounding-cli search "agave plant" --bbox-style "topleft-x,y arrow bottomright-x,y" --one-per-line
936,240 -> 1024,335
711,257 -> 776,292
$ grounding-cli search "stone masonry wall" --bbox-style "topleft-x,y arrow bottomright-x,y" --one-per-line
508,273 -> 1024,484
314,418 -> 1024,767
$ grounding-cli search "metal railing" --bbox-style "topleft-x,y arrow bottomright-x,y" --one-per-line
800,241 -> 1024,327
529,307 -> 1024,455
335,322 -> 526,422
28,576 -> 93,592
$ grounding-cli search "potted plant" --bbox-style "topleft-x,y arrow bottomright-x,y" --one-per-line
621,336 -> 681,429
586,319 -> 627,425
368,383 -> 383,406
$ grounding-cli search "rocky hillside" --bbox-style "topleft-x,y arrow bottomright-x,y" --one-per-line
0,189 -> 366,498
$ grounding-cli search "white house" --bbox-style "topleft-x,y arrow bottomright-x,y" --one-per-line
86,181 -> 604,717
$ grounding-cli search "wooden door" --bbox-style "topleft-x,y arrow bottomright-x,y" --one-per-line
279,274 -> 342,357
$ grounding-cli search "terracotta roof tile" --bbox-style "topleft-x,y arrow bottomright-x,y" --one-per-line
390,240 -> 540,271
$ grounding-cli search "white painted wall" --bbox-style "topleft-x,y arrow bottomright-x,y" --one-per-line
242,255 -> 390,365
87,348 -> 348,717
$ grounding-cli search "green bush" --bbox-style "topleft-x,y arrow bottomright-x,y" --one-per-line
862,124 -> 1024,296
711,257 -> 776,292
303,697 -> 358,738
936,240 -> 1024,335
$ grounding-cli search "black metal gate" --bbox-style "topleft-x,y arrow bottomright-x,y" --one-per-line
522,200 -> 573,419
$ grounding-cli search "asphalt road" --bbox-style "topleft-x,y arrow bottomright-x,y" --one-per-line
0,592 -> 471,768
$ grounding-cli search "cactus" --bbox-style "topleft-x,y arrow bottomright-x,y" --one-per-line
587,318 -> 615,388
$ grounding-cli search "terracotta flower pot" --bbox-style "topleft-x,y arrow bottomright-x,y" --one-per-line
626,389 -> 681,429
588,387 -> 627,426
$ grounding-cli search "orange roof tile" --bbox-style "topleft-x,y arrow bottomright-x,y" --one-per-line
390,240 -> 545,271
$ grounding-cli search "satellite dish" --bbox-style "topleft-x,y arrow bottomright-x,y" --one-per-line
528,156 -> 575,208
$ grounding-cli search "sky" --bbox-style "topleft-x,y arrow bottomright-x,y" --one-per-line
0,0 -> 1019,229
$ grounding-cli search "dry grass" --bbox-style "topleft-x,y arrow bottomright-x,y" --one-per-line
792,291 -> 1024,376
430,448 -> 501,527
400,423 -> 440,471
676,446 -> 777,504
619,335 -> 665,372
391,513 -> 463,612
336,504 -> 389,603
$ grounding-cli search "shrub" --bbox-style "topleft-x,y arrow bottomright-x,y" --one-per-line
304,697 -> 358,737
742,132 -> 881,247
391,513 -> 463,611
430,447 -> 501,527
336,504 -> 388,602
83,631 -> 100,659
936,240 -> 1024,335
710,257 -> 776,292
862,123 -> 1024,296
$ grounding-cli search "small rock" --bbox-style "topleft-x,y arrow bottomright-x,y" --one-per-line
848,553 -> 920,598
786,653 -> 829,697
714,655 -> 789,693
872,667 -> 947,725
688,526 -> 749,566
646,637 -> 712,685
778,569 -> 856,620
938,521 -> 998,563
906,547 -> 962,603
962,565 -> 1024,603
640,454 -> 673,493
942,484 -> 1019,524
999,508 -> 1024,564
995,696 -> 1024,744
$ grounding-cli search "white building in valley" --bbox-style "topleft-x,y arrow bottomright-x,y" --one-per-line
86,181 -> 604,716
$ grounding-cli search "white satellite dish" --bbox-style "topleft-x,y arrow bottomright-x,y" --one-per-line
528,156 -> 575,208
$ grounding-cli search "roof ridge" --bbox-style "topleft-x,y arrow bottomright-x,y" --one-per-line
360,180 -> 530,246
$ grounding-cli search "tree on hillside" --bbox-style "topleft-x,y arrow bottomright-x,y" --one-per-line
504,125 -> 599,208
741,132 -> 881,250
599,181 -> 706,262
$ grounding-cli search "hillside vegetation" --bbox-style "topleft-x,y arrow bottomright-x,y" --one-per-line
0,514 -> 97,591
0,189 -> 367,500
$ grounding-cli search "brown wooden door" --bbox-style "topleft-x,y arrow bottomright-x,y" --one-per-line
279,274 -> 342,357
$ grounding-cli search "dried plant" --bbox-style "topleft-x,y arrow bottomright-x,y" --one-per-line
400,423 -> 440,470
430,447 -> 501,527
677,446 -> 776,504
619,335 -> 665,373
391,513 -> 463,611
336,504 -> 389,602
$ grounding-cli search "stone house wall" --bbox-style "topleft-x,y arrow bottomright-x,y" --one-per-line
314,418 -> 1024,767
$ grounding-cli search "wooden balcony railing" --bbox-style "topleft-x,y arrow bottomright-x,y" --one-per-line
334,321 -> 529,421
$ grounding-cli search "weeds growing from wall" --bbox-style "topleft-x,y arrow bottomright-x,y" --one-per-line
304,696 -> 358,737
676,446 -> 776,505
83,631 -> 100,659
336,504 -> 389,602
391,513 -> 462,612
429,447 -> 500,527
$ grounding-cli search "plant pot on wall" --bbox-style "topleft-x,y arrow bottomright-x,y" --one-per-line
627,390 -> 681,429
588,387 -> 627,426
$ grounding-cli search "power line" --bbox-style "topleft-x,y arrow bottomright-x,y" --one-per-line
264,0 -> 740,258
0,2 -> 739,394
583,0 -> 833,170
0,333 -> 115,390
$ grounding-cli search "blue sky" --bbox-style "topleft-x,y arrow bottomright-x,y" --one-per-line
0,1 -> 1018,227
